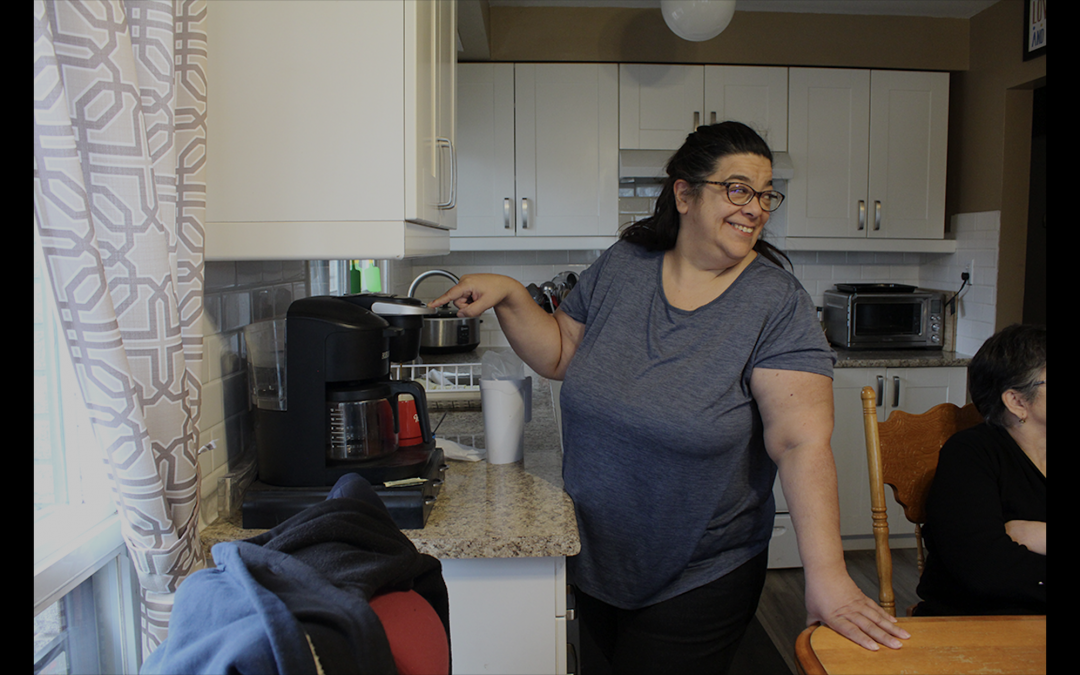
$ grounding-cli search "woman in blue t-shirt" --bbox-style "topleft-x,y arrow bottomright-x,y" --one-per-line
431,122 -> 909,672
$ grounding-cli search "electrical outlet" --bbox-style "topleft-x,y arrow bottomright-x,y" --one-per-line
963,260 -> 974,283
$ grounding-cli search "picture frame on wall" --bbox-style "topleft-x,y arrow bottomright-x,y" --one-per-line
1024,0 -> 1046,61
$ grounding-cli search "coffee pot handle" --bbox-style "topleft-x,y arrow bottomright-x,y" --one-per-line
388,379 -> 431,443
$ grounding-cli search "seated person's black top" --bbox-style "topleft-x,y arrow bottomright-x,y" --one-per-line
915,423 -> 1046,616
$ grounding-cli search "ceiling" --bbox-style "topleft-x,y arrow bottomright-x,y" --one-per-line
487,0 -> 1000,20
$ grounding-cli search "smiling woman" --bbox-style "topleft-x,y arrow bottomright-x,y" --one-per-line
619,121 -> 791,272
428,122 -> 908,673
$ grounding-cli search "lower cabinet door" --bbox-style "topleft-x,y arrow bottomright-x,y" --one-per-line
441,556 -> 567,674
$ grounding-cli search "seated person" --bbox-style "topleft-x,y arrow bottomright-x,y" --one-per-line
915,324 -> 1046,616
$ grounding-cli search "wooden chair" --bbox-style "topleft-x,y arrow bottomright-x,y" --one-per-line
860,386 -> 983,617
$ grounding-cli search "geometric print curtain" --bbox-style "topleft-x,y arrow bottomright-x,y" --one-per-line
33,0 -> 207,654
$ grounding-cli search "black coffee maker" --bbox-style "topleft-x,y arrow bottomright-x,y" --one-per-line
241,294 -> 445,529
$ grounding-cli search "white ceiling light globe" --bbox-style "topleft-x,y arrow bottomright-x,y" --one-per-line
661,0 -> 737,42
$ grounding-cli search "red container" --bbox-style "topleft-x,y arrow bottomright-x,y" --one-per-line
398,397 -> 423,446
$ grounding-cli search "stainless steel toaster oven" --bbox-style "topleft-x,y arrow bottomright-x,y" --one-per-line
822,284 -> 945,350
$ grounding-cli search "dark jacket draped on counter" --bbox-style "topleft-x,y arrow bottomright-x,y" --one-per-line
916,423 -> 1046,616
141,487 -> 450,674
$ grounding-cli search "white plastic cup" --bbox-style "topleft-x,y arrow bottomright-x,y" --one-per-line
480,377 -> 532,464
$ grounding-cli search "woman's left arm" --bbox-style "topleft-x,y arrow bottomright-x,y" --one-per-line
751,368 -> 910,651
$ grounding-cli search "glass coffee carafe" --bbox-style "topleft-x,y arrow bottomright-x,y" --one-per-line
326,383 -> 400,462
324,377 -> 429,463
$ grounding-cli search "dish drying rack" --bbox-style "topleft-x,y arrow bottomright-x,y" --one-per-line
392,361 -> 483,411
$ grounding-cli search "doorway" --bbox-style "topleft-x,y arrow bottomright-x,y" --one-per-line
1022,85 -> 1046,325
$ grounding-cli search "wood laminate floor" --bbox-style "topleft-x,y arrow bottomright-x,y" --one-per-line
756,547 -> 921,674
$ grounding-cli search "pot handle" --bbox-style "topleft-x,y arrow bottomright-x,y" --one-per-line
389,379 -> 432,443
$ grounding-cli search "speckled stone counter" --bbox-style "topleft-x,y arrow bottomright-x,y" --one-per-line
200,364 -> 579,563
832,347 -> 972,368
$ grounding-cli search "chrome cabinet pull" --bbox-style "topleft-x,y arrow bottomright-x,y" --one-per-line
892,375 -> 900,409
858,200 -> 867,231
874,200 -> 882,231
693,111 -> 700,130
435,137 -> 457,209
521,197 -> 530,229
710,111 -> 717,125
876,375 -> 884,407
503,197 -> 513,229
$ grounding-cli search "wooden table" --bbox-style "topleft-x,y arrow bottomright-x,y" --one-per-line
796,615 -> 1046,674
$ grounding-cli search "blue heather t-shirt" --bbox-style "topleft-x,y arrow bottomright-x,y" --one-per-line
558,240 -> 835,609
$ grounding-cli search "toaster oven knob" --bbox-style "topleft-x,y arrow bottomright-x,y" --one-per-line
931,334 -> 941,343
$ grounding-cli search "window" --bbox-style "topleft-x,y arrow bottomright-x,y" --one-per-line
34,225 -> 142,673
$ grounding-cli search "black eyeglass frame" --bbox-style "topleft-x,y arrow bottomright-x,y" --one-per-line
696,180 -> 786,212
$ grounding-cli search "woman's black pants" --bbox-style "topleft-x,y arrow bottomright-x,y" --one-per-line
575,548 -> 769,675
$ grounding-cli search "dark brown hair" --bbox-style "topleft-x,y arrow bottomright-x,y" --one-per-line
619,121 -> 791,269
967,324 -> 1046,428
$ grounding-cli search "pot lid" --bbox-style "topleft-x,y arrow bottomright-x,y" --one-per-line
347,293 -> 437,316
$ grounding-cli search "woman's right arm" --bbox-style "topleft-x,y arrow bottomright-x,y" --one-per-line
429,274 -> 584,380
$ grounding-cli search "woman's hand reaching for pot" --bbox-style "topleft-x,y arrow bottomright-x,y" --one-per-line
428,273 -> 521,318
429,273 -> 585,381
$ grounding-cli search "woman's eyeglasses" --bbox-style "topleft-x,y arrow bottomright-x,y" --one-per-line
698,181 -> 785,212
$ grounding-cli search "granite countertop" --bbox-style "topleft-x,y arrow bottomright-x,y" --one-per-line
832,347 -> 972,368
200,356 -> 580,563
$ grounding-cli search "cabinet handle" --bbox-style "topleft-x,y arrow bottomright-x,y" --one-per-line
876,375 -> 884,407
436,137 -> 456,209
521,197 -> 530,229
892,375 -> 900,409
874,200 -> 882,231
693,111 -> 700,130
503,197 -> 513,229
710,111 -> 717,125
858,200 -> 866,231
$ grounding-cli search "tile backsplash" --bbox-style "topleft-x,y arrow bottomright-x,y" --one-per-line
196,210 -> 999,527
198,261 -> 310,524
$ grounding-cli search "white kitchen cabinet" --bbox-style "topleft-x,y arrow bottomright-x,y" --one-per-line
619,64 -> 789,151
441,556 -> 569,675
453,63 -> 620,251
205,0 -> 456,261
831,366 -> 967,546
786,69 -> 949,241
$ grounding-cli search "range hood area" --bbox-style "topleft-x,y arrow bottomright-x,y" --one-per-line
619,149 -> 795,181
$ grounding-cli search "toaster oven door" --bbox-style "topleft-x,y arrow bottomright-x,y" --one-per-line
850,296 -> 929,347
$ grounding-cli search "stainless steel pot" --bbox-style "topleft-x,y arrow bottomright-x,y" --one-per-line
408,270 -> 481,353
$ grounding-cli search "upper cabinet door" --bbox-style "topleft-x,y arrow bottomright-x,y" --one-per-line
207,0 -> 407,225
787,68 -> 871,238
455,63 -> 517,237
619,65 -> 703,150
405,0 -> 457,230
867,70 -> 949,240
515,63 -> 619,238
620,64 -> 788,151
787,68 -> 949,240
703,66 -> 788,151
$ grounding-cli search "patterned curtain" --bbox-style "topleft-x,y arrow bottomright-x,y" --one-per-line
33,0 -> 208,654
